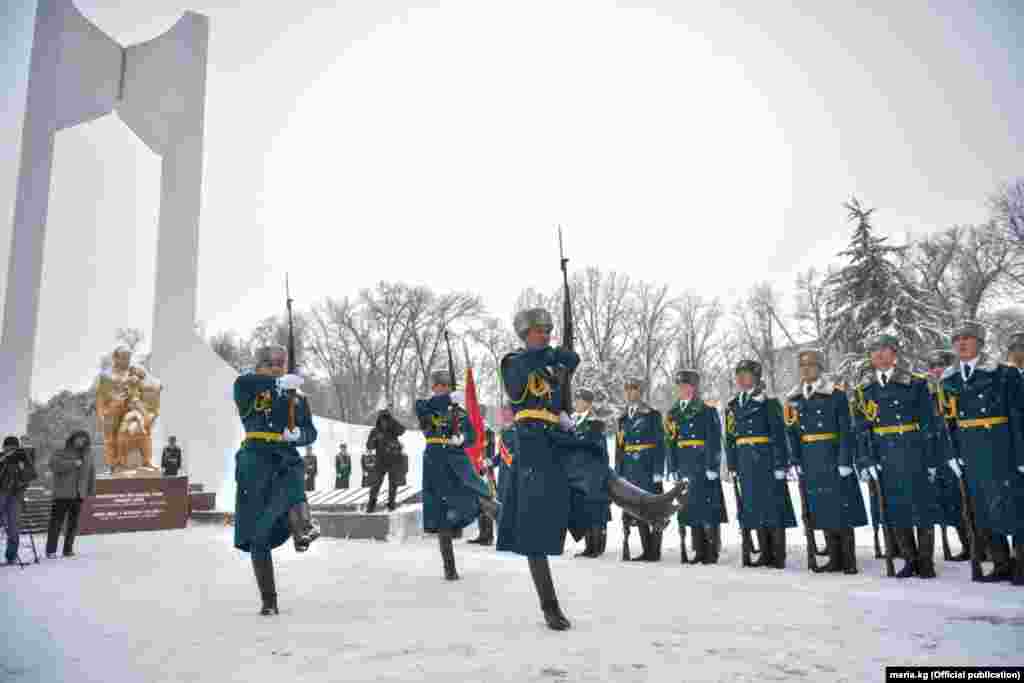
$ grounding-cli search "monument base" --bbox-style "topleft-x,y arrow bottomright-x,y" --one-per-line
313,505 -> 423,542
79,476 -> 188,534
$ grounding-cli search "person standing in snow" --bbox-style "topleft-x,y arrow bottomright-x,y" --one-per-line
853,334 -> 941,579
365,407 -> 409,513
567,388 -> 611,558
232,345 -> 320,616
416,369 -> 498,580
941,323 -> 1024,584
615,376 -> 668,562
725,360 -> 797,569
665,369 -> 727,565
45,430 -> 95,559
783,349 -> 866,574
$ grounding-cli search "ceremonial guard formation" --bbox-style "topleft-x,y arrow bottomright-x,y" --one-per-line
725,360 -> 797,569
232,344 -> 320,616
665,369 -> 725,565
616,377 -> 668,561
940,323 -> 1024,584
415,368 -> 498,580
784,349 -> 866,574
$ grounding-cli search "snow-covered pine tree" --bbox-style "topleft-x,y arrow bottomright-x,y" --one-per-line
822,197 -> 944,378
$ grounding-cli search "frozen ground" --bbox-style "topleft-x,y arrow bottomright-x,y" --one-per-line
2,514 -> 1022,683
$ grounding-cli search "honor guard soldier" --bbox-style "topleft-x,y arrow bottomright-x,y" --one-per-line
569,387 -> 611,558
925,349 -> 970,561
854,334 -> 941,579
335,444 -> 351,490
784,349 -> 867,574
161,436 -> 182,477
303,447 -> 318,492
232,345 -> 320,616
942,323 -> 1024,584
468,425 -> 498,545
616,376 -> 668,562
725,360 -> 797,569
416,368 -> 497,581
495,406 -> 517,507
665,369 -> 726,564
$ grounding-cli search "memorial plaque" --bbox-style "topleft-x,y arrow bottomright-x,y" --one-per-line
79,476 -> 188,534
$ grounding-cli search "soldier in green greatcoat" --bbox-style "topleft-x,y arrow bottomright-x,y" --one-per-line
232,345 -> 320,615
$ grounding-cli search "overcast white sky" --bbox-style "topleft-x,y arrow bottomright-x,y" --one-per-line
1,0 -> 1021,401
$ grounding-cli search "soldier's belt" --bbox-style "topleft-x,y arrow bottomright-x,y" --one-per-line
624,443 -> 656,452
872,423 -> 919,435
676,439 -> 705,448
245,432 -> 282,442
800,432 -> 839,444
957,416 -> 1008,429
514,409 -> 560,425
735,436 -> 771,446
425,437 -> 449,445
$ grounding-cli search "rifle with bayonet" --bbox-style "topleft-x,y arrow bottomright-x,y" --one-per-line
444,327 -> 461,439
285,274 -> 298,432
558,225 -> 574,412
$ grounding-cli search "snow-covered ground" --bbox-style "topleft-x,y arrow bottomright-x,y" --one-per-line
2,516 -> 1021,683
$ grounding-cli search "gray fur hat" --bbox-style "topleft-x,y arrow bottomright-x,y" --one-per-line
429,368 -> 453,387
513,307 -> 554,341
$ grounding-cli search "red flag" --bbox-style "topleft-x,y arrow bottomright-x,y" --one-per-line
463,366 -> 486,473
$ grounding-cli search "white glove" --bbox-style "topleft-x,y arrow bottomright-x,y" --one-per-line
276,374 -> 303,391
706,470 -> 719,481
450,390 -> 465,404
868,465 -> 879,481
774,469 -> 785,480
282,427 -> 302,442
558,411 -> 573,431
448,434 -> 465,447
946,458 -> 962,479
927,467 -> 937,483
653,473 -> 664,484
838,466 -> 853,478
793,465 -> 803,476
667,471 -> 678,483
1018,465 -> 1024,474
859,469 -> 871,483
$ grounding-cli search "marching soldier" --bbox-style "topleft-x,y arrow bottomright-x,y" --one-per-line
941,323 -> 1024,584
303,446 -> 318,492
665,369 -> 726,565
616,376 -> 668,562
725,360 -> 797,568
853,334 -> 941,579
232,345 -> 320,616
569,388 -> 611,558
335,444 -> 351,490
784,349 -> 867,574
416,368 -> 497,581
925,349 -> 970,561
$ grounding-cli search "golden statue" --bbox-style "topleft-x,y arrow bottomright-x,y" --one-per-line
95,346 -> 162,475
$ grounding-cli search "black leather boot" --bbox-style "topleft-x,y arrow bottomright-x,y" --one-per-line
979,532 -> 1013,583
841,528 -> 858,575
894,528 -> 918,578
950,524 -> 970,562
607,474 -> 685,526
594,527 -> 607,557
251,554 -> 279,615
575,529 -> 596,558
711,525 -> 723,560
649,526 -> 664,562
469,515 -> 493,545
633,523 -> 651,561
691,526 -> 706,564
528,556 -> 570,631
770,528 -> 786,569
873,525 -> 884,559
916,526 -> 936,579
288,502 -> 320,552
751,529 -> 772,567
478,496 -> 501,522
820,531 -> 843,572
439,530 -> 459,580
621,522 -> 632,561
703,525 -> 720,564
1012,539 -> 1024,586
679,526 -> 689,565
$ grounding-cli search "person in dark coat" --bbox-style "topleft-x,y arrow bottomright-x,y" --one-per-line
303,447 -> 318,492
615,377 -> 668,562
335,444 -> 352,489
45,430 -> 96,559
416,369 -> 496,580
941,323 -> 1024,584
925,349 -> 970,561
1,435 -> 36,565
725,360 -> 797,569
233,345 -> 320,616
365,408 -> 408,512
854,334 -> 942,579
468,425 -> 498,545
161,436 -> 183,477
568,388 -> 611,558
665,369 -> 726,565
494,406 -> 517,507
497,308 -> 684,631
784,349 -> 867,574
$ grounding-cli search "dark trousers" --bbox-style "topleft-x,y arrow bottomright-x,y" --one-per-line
1,493 -> 20,561
46,498 -> 82,556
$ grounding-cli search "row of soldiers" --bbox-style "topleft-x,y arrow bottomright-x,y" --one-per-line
480,323 -> 1024,586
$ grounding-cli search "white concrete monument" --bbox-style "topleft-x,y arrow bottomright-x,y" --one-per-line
0,1 -> 241,500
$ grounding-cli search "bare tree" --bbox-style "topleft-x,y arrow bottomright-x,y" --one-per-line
989,178 -> 1024,247
629,280 -> 679,402
732,283 -> 783,393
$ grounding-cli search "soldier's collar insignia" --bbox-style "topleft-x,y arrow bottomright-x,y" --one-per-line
786,376 -> 835,400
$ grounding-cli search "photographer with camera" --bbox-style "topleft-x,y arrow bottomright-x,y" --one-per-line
46,430 -> 96,559
1,435 -> 37,565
